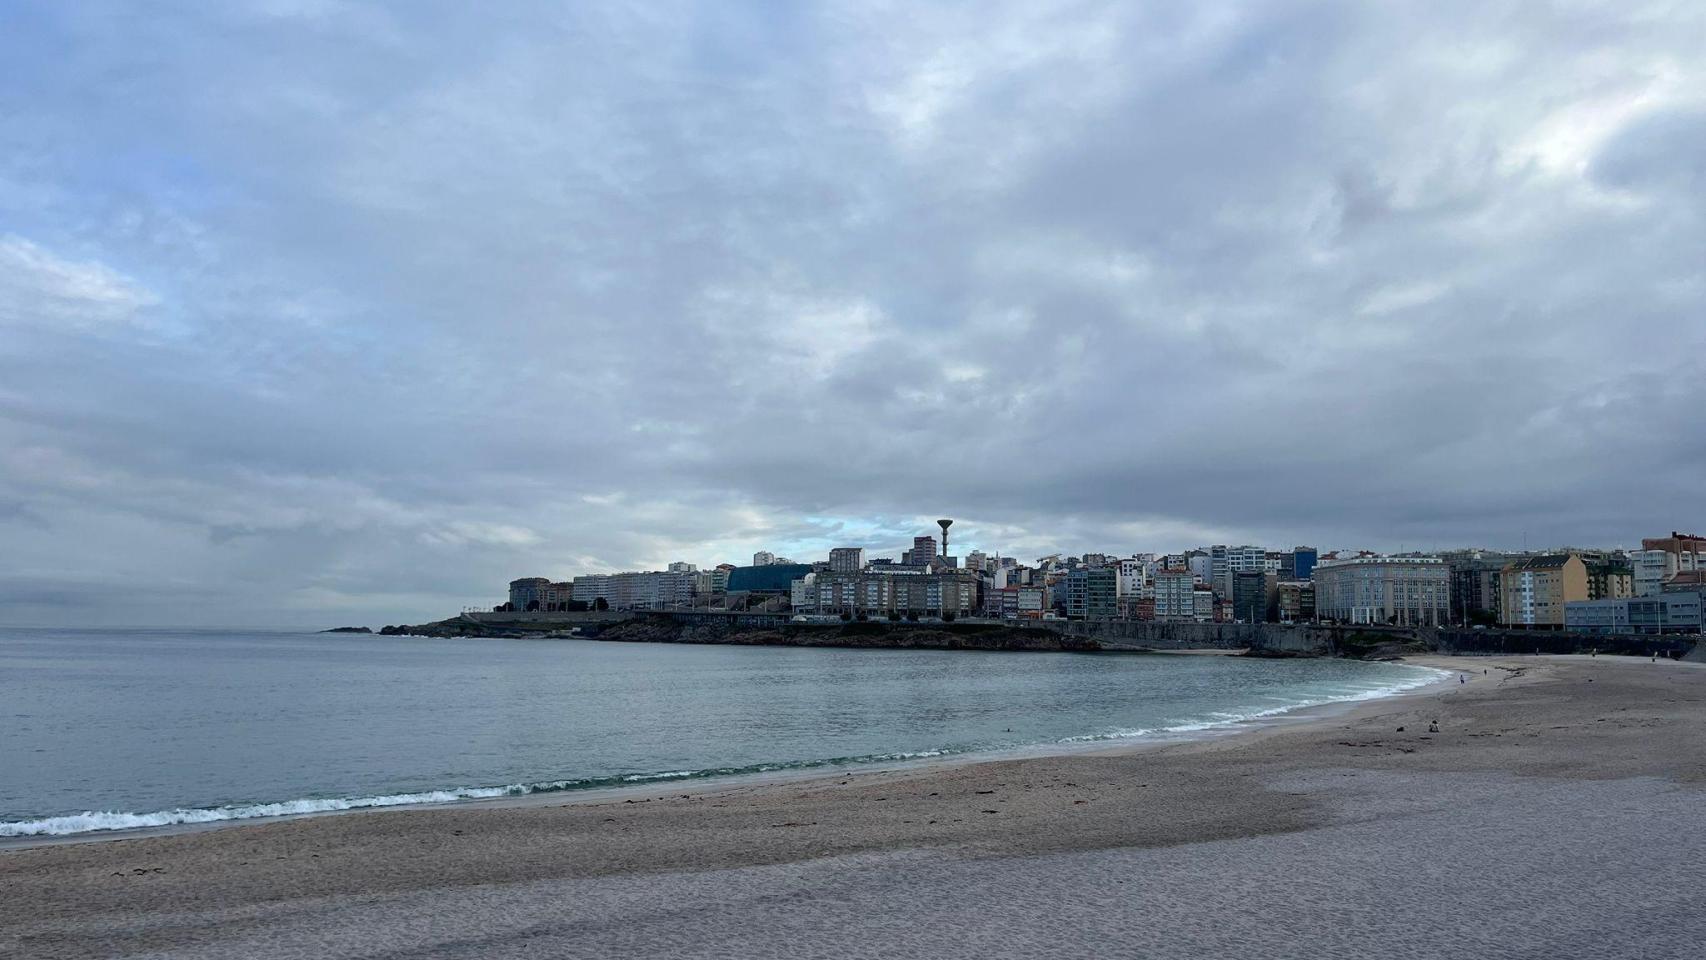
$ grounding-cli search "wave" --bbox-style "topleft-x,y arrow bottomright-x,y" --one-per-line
1,666 -> 1446,839
0,749 -> 951,838
1057,665 -> 1448,744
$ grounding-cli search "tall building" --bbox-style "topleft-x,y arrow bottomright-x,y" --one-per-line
1313,556 -> 1451,625
1209,545 -> 1267,598
1065,567 -> 1118,619
1230,570 -> 1270,623
1152,569 -> 1196,622
828,547 -> 865,574
912,535 -> 939,563
667,561 -> 697,573
1292,546 -> 1318,581
1499,554 -> 1589,627
752,551 -> 776,567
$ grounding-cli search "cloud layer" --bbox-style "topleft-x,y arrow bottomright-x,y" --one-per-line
2,1 -> 1703,626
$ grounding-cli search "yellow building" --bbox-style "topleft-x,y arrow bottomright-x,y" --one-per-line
1499,554 -> 1588,627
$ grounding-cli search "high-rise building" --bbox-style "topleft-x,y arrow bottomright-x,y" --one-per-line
1231,570 -> 1269,623
905,535 -> 939,566
667,561 -> 697,573
1313,556 -> 1450,625
828,547 -> 865,573
1209,545 -> 1267,598
1153,569 -> 1195,622
1292,546 -> 1318,581
752,551 -> 776,567
1065,567 -> 1118,619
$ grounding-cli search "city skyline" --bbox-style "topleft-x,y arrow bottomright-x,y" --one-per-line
3,3 -> 1704,628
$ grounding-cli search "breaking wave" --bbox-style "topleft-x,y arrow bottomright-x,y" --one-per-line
1,666 -> 1445,838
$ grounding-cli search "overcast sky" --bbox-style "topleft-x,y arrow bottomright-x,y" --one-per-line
2,1 -> 1703,627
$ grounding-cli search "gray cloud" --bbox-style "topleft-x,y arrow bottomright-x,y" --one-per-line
2,0 -> 1704,626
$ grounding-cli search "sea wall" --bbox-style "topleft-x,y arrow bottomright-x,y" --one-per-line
598,615 -> 1104,652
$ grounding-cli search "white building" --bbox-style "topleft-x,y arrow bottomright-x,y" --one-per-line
1312,556 -> 1450,626
1116,556 -> 1151,598
572,570 -> 698,610
753,551 -> 776,567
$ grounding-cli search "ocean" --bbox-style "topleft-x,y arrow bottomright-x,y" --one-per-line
0,627 -> 1442,838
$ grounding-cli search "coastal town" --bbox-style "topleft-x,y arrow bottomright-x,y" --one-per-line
501,524 -> 1706,636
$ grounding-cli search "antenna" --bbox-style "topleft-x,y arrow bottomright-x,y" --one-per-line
937,518 -> 953,558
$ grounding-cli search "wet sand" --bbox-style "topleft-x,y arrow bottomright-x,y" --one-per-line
3,655 -> 1703,958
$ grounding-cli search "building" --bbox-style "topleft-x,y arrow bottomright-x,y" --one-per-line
791,569 -> 978,618
726,563 -> 816,594
1230,569 -> 1269,623
994,584 -> 1046,620
1566,592 -> 1704,635
1116,556 -> 1151,598
570,570 -> 697,610
752,551 -> 776,566
1312,556 -> 1451,625
1153,569 -> 1196,622
1499,554 -> 1600,627
1632,533 -> 1706,595
1293,546 -> 1318,581
904,536 -> 939,566
1584,556 -> 1633,602
828,547 -> 865,574
1193,587 -> 1216,622
1276,580 -> 1315,623
1443,550 -> 1515,625
1065,567 -> 1118,619
1209,545 -> 1267,598
507,577 -> 553,610
667,561 -> 697,573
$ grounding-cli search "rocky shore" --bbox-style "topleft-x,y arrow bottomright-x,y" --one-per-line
595,615 -> 1105,652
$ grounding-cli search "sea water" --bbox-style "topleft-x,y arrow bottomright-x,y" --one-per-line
0,627 -> 1441,837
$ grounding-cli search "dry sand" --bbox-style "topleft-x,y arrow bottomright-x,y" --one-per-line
3,655 -> 1704,958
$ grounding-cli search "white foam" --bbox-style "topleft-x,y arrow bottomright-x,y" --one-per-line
1,667 -> 1447,839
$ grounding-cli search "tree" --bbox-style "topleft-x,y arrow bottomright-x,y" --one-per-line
839,611 -> 853,621
594,597 -> 609,611
942,611 -> 957,623
526,599 -> 540,612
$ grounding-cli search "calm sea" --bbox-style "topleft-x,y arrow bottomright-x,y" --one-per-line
0,627 -> 1441,838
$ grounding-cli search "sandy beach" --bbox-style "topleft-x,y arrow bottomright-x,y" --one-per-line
4,654 -> 1704,959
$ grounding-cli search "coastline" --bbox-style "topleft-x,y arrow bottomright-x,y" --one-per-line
7,655 -> 1704,958
0,653 -> 1442,850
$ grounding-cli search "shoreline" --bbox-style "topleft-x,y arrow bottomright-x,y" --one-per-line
5,654 -> 1704,958
0,655 -> 1447,851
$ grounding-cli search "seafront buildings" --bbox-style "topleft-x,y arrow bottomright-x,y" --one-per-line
496,527 -> 1703,635
1310,556 -> 1451,626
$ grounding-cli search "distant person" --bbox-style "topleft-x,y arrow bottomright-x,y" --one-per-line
1459,674 -> 1465,684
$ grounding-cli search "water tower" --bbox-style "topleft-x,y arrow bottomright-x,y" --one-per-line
936,518 -> 953,559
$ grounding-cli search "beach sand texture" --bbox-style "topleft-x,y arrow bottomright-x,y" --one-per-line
3,655 -> 1703,959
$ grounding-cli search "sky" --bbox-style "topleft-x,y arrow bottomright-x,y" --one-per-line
1,1 -> 1703,628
